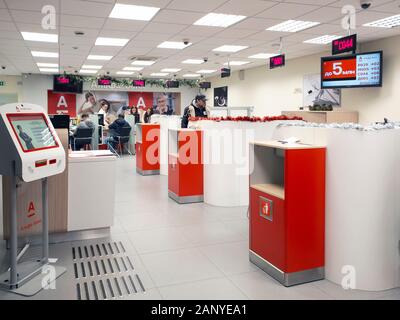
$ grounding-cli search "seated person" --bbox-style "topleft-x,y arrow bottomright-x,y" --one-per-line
153,94 -> 174,115
144,107 -> 154,123
105,114 -> 132,148
69,113 -> 95,150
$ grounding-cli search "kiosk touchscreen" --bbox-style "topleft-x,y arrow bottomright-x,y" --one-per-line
0,103 -> 66,295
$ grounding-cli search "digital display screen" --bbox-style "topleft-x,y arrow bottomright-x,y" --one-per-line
53,75 -> 83,93
132,80 -> 146,87
199,82 -> 211,89
270,54 -> 285,69
321,51 -> 382,88
7,114 -> 58,152
221,68 -> 231,78
165,80 -> 179,88
98,78 -> 112,86
332,34 -> 357,55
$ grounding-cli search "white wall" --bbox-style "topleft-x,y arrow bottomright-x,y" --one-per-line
206,35 -> 400,125
0,75 -> 22,102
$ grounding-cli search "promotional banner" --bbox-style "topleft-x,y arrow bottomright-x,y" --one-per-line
47,90 -> 77,117
214,86 -> 228,107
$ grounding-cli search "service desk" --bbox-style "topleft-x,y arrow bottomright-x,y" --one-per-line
68,150 -> 116,231
282,111 -> 359,124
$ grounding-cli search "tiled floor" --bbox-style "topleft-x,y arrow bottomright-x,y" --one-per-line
0,156 -> 399,300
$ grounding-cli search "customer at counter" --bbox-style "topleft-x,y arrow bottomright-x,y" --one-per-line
181,94 -> 210,128
105,114 -> 132,148
144,107 -> 154,123
69,113 -> 95,150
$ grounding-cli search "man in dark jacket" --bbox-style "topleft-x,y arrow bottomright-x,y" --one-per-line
181,94 -> 210,128
106,114 -> 131,148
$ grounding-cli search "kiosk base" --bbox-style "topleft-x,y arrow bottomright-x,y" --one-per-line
0,262 -> 66,296
168,191 -> 204,204
136,168 -> 160,176
249,250 -> 324,287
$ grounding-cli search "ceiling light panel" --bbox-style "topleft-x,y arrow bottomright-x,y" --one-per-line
363,14 -> 400,28
213,45 -> 248,53
304,35 -> 341,44
87,55 -> 113,60
131,60 -> 156,66
183,74 -> 201,78
95,37 -> 129,46
161,68 -> 181,72
109,4 -> 160,21
224,61 -> 250,66
123,67 -> 144,71
158,41 -> 192,49
116,71 -> 134,75
31,51 -> 59,58
21,32 -> 58,43
80,69 -> 98,74
39,68 -> 59,73
150,73 -> 169,77
36,62 -> 58,67
82,65 -> 102,69
267,20 -> 320,33
248,53 -> 275,59
196,70 -> 217,74
182,59 -> 204,64
194,13 -> 246,28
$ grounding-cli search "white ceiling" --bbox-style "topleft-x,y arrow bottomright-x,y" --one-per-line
0,0 -> 399,78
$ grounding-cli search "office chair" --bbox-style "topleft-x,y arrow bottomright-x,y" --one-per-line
108,126 -> 132,157
71,127 -> 94,151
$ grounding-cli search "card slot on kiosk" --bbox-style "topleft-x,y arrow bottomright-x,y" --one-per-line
0,103 -> 66,295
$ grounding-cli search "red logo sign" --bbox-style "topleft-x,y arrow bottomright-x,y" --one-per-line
128,92 -> 153,111
322,58 -> 357,81
47,90 -> 77,117
27,201 -> 36,218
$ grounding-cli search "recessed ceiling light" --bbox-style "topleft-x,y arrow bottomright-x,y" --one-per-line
183,74 -> 200,78
161,68 -> 181,72
267,20 -> 320,33
248,53 -> 275,59
82,65 -> 102,69
194,13 -> 246,28
79,69 -> 98,74
116,71 -> 134,75
196,69 -> 216,74
224,61 -> 250,66
131,60 -> 155,66
363,14 -> 400,28
109,3 -> 160,21
31,51 -> 59,58
123,67 -> 144,71
150,73 -> 169,77
157,41 -> 192,49
36,62 -> 58,67
95,37 -> 129,46
39,68 -> 59,73
87,55 -> 113,60
304,35 -> 341,44
213,45 -> 248,53
21,31 -> 58,43
182,59 -> 204,64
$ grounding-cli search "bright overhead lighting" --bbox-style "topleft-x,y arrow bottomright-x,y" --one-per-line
39,68 -> 59,73
194,13 -> 246,28
161,68 -> 181,72
182,59 -> 204,64
79,69 -> 98,74
304,35 -> 341,44
31,51 -> 58,58
87,55 -> 113,60
116,71 -> 134,75
95,37 -> 129,46
131,60 -> 155,66
267,20 -> 320,33
36,62 -> 58,67
109,3 -> 160,21
150,73 -> 169,77
123,67 -> 144,71
158,41 -> 192,49
196,69 -> 216,74
363,14 -> 400,28
183,74 -> 200,78
213,45 -> 248,53
82,65 -> 102,69
224,61 -> 250,66
248,53 -> 275,59
21,31 -> 58,43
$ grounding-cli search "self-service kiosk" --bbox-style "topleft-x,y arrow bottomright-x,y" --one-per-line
0,103 -> 66,295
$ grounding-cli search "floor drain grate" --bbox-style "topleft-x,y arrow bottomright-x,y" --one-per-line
72,241 -> 145,300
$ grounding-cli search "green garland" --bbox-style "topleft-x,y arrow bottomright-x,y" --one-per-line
62,73 -> 201,89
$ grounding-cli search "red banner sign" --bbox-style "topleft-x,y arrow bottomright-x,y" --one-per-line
47,90 -> 77,117
128,92 -> 153,111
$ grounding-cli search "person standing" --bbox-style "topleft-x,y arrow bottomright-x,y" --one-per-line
181,94 -> 210,128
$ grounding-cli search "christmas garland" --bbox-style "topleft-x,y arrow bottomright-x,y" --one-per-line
63,74 -> 200,88
189,115 -> 303,122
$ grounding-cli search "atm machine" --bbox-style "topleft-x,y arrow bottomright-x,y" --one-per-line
0,103 -> 67,295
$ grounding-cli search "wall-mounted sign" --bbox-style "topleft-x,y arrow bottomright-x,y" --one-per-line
97,78 -> 112,86
47,90 -> 77,117
132,79 -> 146,87
270,54 -> 285,69
221,68 -> 231,78
332,34 -> 357,55
214,86 -> 228,107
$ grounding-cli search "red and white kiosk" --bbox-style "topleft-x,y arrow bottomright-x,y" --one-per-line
249,140 -> 326,286
168,129 -> 203,204
0,103 -> 66,295
135,123 -> 160,176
